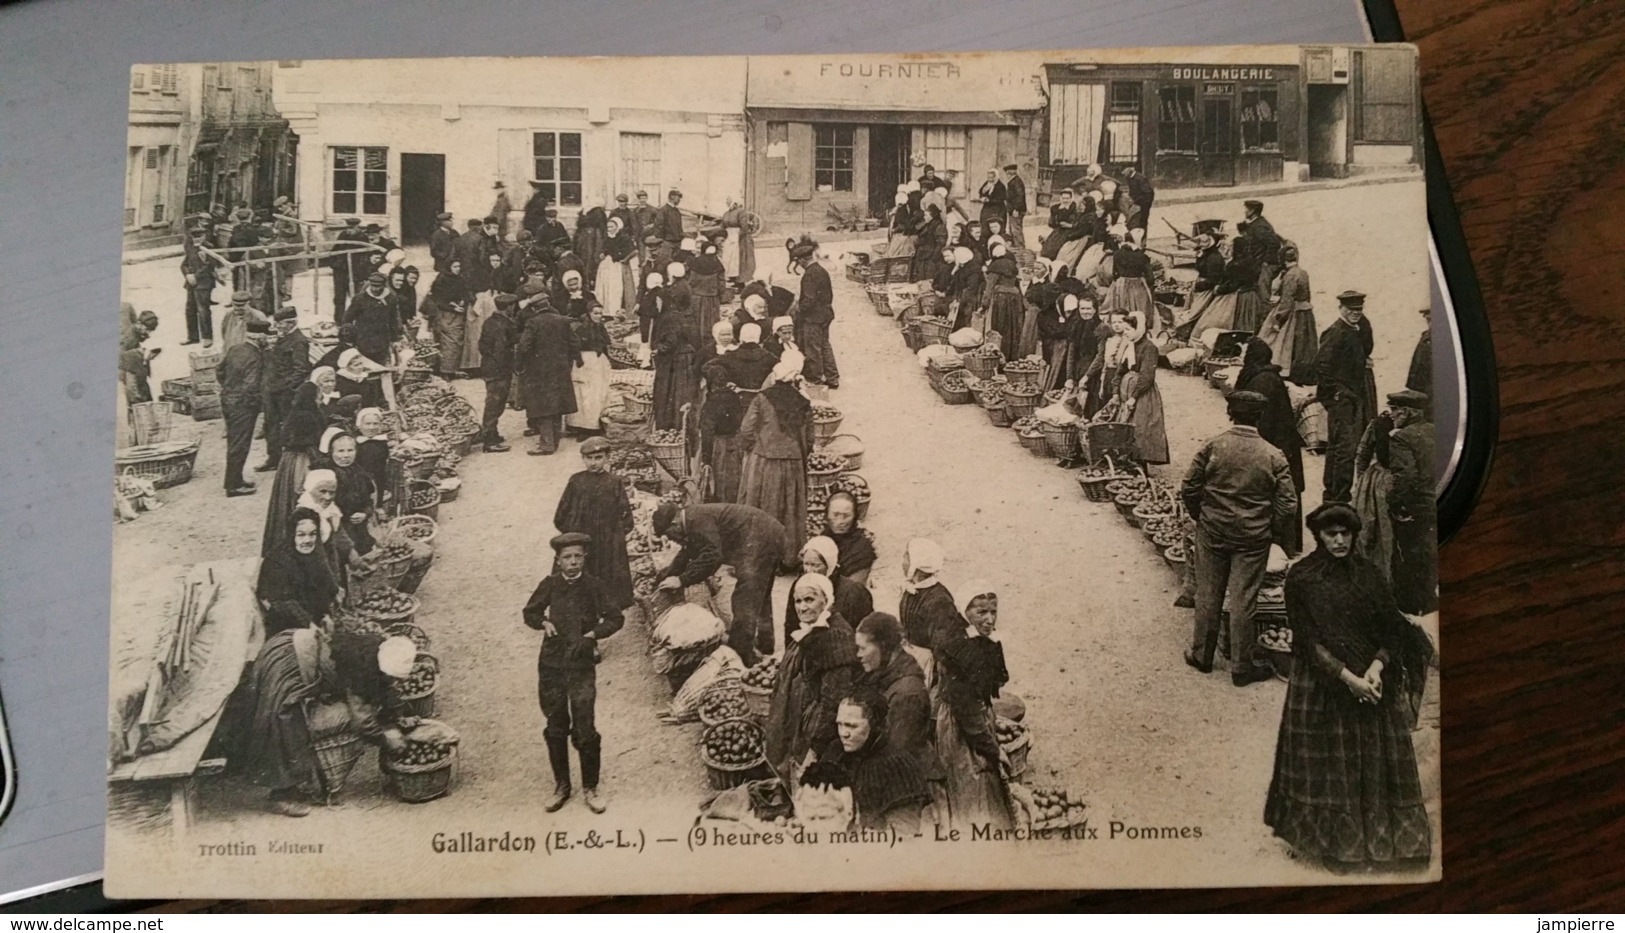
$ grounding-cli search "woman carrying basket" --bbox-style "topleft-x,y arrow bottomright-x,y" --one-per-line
736,351 -> 812,559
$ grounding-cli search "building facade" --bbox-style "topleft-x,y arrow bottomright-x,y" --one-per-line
125,64 -> 196,247
745,55 -> 1047,235
272,58 -> 748,245
184,62 -> 297,221
1042,46 -> 1420,196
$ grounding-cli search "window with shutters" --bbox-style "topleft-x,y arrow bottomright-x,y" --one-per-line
1048,83 -> 1106,165
1240,86 -> 1280,151
813,124 -> 855,192
619,132 -> 661,197
1157,86 -> 1197,153
331,146 -> 388,215
130,70 -> 147,94
150,146 -> 171,224
1105,82 -> 1141,163
125,148 -> 142,228
1354,49 -> 1416,144
235,66 -> 256,116
151,64 -> 178,96
532,132 -> 583,206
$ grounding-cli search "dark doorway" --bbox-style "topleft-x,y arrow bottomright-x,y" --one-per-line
868,124 -> 911,218
1307,85 -> 1349,179
399,153 -> 446,245
1200,99 -> 1236,186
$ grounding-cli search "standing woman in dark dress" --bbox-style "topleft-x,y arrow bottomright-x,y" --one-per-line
689,240 -> 727,332
1037,292 -> 1084,392
1265,503 -> 1433,874
552,436 -> 636,609
1235,337 -> 1306,554
573,205 -> 608,289
897,538 -> 962,679
255,507 -> 340,636
982,240 -> 1024,354
1111,311 -> 1170,466
933,581 -> 1015,832
946,246 -> 984,331
912,203 -> 948,284
736,352 -> 813,559
765,573 -> 860,782
397,266 -> 422,331
651,272 -> 702,431
262,367 -> 336,557
1228,222 -> 1268,334
424,258 -> 471,379
1104,232 -> 1160,340
637,271 -> 664,351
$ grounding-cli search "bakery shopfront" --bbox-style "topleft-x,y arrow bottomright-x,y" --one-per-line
1044,59 -> 1305,191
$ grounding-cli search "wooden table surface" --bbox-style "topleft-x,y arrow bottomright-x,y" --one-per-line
158,0 -> 1625,913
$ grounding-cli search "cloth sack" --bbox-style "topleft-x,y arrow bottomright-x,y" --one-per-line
948,327 -> 985,350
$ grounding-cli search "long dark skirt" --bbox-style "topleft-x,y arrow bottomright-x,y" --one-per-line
694,291 -> 723,334
1042,340 -> 1078,392
1233,288 -> 1267,334
653,350 -> 699,430
237,630 -> 317,792
1264,661 -> 1432,869
260,448 -> 312,557
987,290 -> 1024,356
708,432 -> 745,504
738,452 -> 807,559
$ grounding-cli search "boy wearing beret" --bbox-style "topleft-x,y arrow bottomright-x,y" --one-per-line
523,533 -> 625,813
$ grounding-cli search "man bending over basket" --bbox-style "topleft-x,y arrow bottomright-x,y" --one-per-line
523,532 -> 625,813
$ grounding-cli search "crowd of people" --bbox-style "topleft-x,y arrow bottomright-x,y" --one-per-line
126,163 -> 1437,865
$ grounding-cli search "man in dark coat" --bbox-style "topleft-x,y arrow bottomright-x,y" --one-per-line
343,272 -> 401,366
522,532 -> 625,814
478,292 -> 520,452
257,307 -> 312,471
1386,389 -> 1437,615
1180,391 -> 1299,686
1242,199 -> 1282,295
327,217 -> 368,316
792,240 -> 839,388
1407,306 -> 1432,393
364,223 -> 400,255
1235,337 -> 1306,554
976,170 -> 1007,230
1002,164 -> 1028,251
632,190 -> 658,263
654,502 -> 787,667
1122,166 -> 1155,235
180,227 -> 218,346
428,211 -> 458,273
454,218 -> 499,294
1316,290 -> 1377,503
516,299 -> 581,455
653,189 -> 686,247
522,187 -> 550,238
535,208 -> 573,260
553,437 -> 635,610
218,320 -> 270,496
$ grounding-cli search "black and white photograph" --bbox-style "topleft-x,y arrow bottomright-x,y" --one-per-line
105,46 -> 1441,897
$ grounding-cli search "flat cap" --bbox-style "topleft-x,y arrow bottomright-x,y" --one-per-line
1386,388 -> 1429,409
1225,390 -> 1267,414
550,532 -> 593,552
579,436 -> 612,455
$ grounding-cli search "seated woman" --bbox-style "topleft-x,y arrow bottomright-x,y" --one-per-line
1264,503 -> 1434,873
234,627 -> 415,816
325,432 -> 378,558
296,468 -> 351,581
261,366 -> 336,557
853,612 -> 937,786
335,347 -> 387,410
256,506 -> 340,636
819,689 -> 932,835
820,491 -> 876,586
781,536 -> 873,647
352,407 -> 392,505
765,573 -> 859,783
897,538 -> 963,680
932,581 -> 1016,832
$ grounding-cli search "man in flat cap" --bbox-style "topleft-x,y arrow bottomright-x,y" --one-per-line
1181,390 -> 1299,686
453,218 -> 496,294
654,189 -> 686,250
1242,199 -> 1282,295
653,502 -> 787,666
1316,289 -> 1378,503
257,306 -> 312,471
429,211 -> 457,274
343,271 -> 402,367
477,293 -> 521,452
1385,389 -> 1437,615
790,238 -> 839,388
631,190 -> 658,261
553,436 -> 634,610
325,217 -> 369,316
523,532 -> 625,814
218,289 -> 271,354
180,224 -> 219,347
218,319 -> 272,497
1002,163 -> 1029,249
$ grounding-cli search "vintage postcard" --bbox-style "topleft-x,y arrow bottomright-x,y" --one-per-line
107,46 -> 1440,897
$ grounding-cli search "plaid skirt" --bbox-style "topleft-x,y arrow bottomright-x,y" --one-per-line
1264,660 -> 1432,867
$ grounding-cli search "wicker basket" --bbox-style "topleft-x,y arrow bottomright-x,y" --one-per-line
311,731 -> 367,800
390,652 -> 438,718
1080,422 -> 1138,464
387,622 -> 432,653
916,317 -> 953,345
1002,387 -> 1042,421
865,284 -> 894,316
902,320 -> 924,352
998,718 -> 1032,780
810,411 -> 845,440
382,746 -> 457,803
819,434 -> 864,470
934,378 -> 974,405
398,548 -> 437,595
914,291 -> 946,320
697,681 -> 753,728
405,480 -> 441,521
740,684 -> 772,722
1076,468 -> 1132,502
1019,430 -> 1049,456
963,352 -> 1002,381
846,262 -> 869,283
699,718 -> 771,791
389,514 -> 439,548
398,453 -> 443,480
358,590 -> 421,627
1003,367 -> 1043,391
1162,544 -> 1188,571
1038,420 -> 1079,460
984,403 -> 1012,427
1132,501 -> 1177,529
650,436 -> 689,479
602,407 -> 650,444
130,402 -> 176,446
115,439 -> 201,489
807,465 -> 846,494
622,392 -> 654,420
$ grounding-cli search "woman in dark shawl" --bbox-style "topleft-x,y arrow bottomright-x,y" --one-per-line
262,367 -> 335,557
1235,337 -> 1306,554
1227,222 -> 1267,334
689,241 -> 727,332
933,581 -> 1015,832
637,271 -> 664,348
782,536 -> 873,648
981,240 -> 1024,354
233,625 -> 411,816
651,277 -> 702,431
352,407 -> 392,505
852,613 -> 938,790
573,206 -> 609,288
1110,311 -> 1170,465
383,267 -> 412,331
912,203 -> 949,283
1041,187 -> 1085,260
1037,291 -> 1085,392
255,507 -> 340,636
946,246 -> 984,331
737,352 -> 812,557
597,215 -> 638,315
324,432 -> 379,558
897,537 -> 962,682
397,266 -> 421,331
552,438 -> 635,609
423,258 -> 471,378
821,490 -> 876,586
885,190 -> 923,260
1265,503 -> 1434,873
765,573 -> 859,782
928,247 -> 957,302
1174,234 -> 1228,339
820,689 -> 932,834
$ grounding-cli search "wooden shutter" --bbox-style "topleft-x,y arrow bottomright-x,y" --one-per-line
785,122 -> 813,201
496,128 -> 531,196
967,127 -> 999,200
